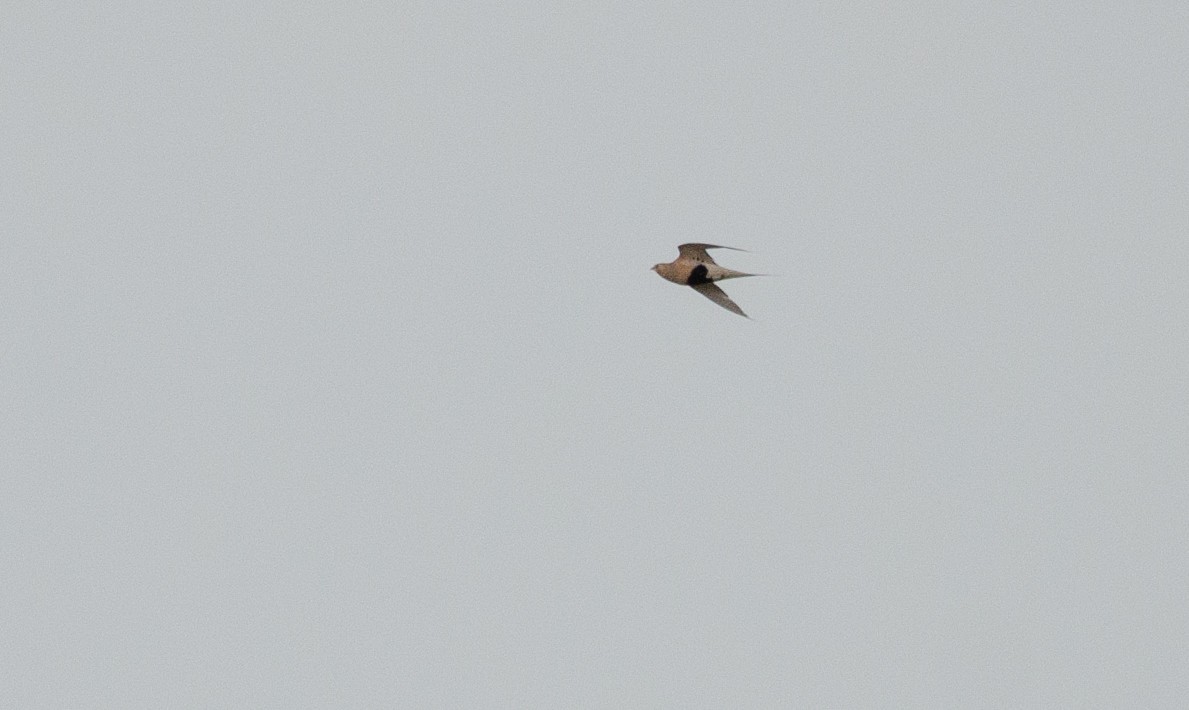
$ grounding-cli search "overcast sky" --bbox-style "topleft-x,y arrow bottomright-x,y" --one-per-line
3,3 -> 1188,707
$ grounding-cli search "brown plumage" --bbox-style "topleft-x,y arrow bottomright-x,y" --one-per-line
651,243 -> 759,318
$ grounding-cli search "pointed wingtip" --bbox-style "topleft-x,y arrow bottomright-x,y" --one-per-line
677,242 -> 749,252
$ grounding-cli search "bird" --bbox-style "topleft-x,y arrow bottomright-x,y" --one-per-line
651,243 -> 760,318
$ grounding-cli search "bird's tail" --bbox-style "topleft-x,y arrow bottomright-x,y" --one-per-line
711,267 -> 767,281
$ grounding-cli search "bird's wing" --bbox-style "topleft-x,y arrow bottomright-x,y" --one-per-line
692,282 -> 749,318
677,243 -> 747,265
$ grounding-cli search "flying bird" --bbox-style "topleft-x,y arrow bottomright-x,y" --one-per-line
651,243 -> 760,318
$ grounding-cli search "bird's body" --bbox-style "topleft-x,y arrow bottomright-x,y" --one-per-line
651,243 -> 760,318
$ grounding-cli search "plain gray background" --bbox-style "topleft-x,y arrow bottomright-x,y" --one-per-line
3,3 -> 1187,707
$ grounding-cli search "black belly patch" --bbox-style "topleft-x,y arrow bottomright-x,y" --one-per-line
686,264 -> 711,286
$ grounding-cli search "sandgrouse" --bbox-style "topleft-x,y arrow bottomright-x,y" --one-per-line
652,243 -> 759,318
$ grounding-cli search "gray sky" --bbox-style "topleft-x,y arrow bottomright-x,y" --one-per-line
3,3 -> 1188,707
